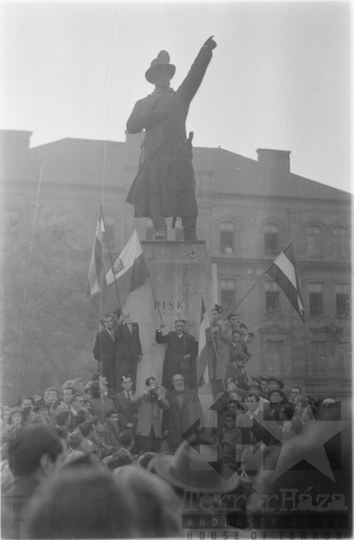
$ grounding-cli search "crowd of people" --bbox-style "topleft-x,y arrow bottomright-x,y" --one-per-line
0,304 -> 350,538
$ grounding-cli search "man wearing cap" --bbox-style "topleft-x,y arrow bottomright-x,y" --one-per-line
225,352 -> 249,391
247,379 -> 270,416
126,37 -> 217,241
267,376 -> 284,392
156,320 -> 198,390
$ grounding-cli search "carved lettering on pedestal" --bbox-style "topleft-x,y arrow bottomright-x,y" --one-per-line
145,248 -> 197,259
154,300 -> 189,310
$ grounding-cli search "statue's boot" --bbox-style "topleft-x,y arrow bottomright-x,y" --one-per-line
182,216 -> 198,241
148,196 -> 167,240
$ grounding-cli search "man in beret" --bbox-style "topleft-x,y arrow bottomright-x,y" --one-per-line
126,37 -> 217,241
156,319 -> 198,390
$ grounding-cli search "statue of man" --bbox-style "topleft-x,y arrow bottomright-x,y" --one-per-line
126,36 -> 217,241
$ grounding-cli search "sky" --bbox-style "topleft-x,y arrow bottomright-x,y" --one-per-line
0,0 -> 352,192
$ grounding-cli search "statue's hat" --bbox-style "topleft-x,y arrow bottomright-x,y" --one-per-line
145,51 -> 176,83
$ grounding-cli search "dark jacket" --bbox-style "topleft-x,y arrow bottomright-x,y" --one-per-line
115,322 -> 142,390
114,391 -> 138,432
156,330 -> 198,390
163,387 -> 204,448
92,328 -> 116,389
126,44 -> 214,218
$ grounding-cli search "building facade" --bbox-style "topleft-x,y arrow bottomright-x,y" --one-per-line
2,130 -> 351,396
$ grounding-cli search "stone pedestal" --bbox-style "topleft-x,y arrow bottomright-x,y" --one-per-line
124,240 -> 217,428
125,241 -> 211,384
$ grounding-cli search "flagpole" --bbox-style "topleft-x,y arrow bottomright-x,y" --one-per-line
100,205 -> 121,309
223,238 -> 297,321
198,296 -> 225,395
145,263 -> 165,326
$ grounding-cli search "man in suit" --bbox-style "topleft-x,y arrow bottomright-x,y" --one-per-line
131,376 -> 169,453
115,310 -> 142,392
114,375 -> 139,435
156,319 -> 198,390
92,314 -> 117,391
163,374 -> 204,453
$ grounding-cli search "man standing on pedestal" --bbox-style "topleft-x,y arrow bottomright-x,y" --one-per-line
156,319 -> 198,390
115,310 -> 143,392
126,37 -> 217,240
92,314 -> 117,391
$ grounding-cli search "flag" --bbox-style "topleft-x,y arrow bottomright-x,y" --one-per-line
266,243 -> 305,321
197,297 -> 213,386
87,212 -> 106,299
104,229 -> 149,309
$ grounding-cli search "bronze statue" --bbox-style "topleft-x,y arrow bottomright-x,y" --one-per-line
126,36 -> 217,241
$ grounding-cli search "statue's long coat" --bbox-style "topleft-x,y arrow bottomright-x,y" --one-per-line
126,45 -> 213,218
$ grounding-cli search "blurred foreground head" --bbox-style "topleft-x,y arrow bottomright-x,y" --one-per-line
24,464 -> 182,538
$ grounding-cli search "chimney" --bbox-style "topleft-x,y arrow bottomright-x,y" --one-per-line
0,130 -> 32,156
256,149 -> 291,173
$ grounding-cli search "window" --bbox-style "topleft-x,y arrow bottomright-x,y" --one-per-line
310,342 -> 327,375
338,344 -> 351,375
333,227 -> 349,259
309,283 -> 323,316
265,282 -> 279,313
307,226 -> 323,258
264,340 -> 283,374
220,279 -> 236,311
102,215 -> 115,246
4,210 -> 20,234
220,222 -> 235,254
336,284 -> 350,315
175,228 -> 184,242
264,224 -> 278,255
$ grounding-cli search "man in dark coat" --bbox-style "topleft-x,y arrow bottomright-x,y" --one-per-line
114,310 -> 142,392
92,314 -> 117,390
162,374 -> 204,453
156,319 -> 198,390
126,36 -> 217,241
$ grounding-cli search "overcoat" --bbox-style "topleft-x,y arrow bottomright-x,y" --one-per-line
162,387 -> 204,448
156,330 -> 198,390
126,44 -> 213,218
92,328 -> 116,389
115,322 -> 142,390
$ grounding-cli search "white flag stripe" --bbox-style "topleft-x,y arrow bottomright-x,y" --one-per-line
274,253 -> 297,289
106,230 -> 142,285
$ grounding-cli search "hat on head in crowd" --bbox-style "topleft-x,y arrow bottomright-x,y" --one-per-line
145,51 -> 176,84
247,379 -> 260,390
268,389 -> 286,401
235,352 -> 248,363
212,304 -> 223,314
154,440 -> 240,493
266,376 -> 284,389
33,399 -> 47,411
